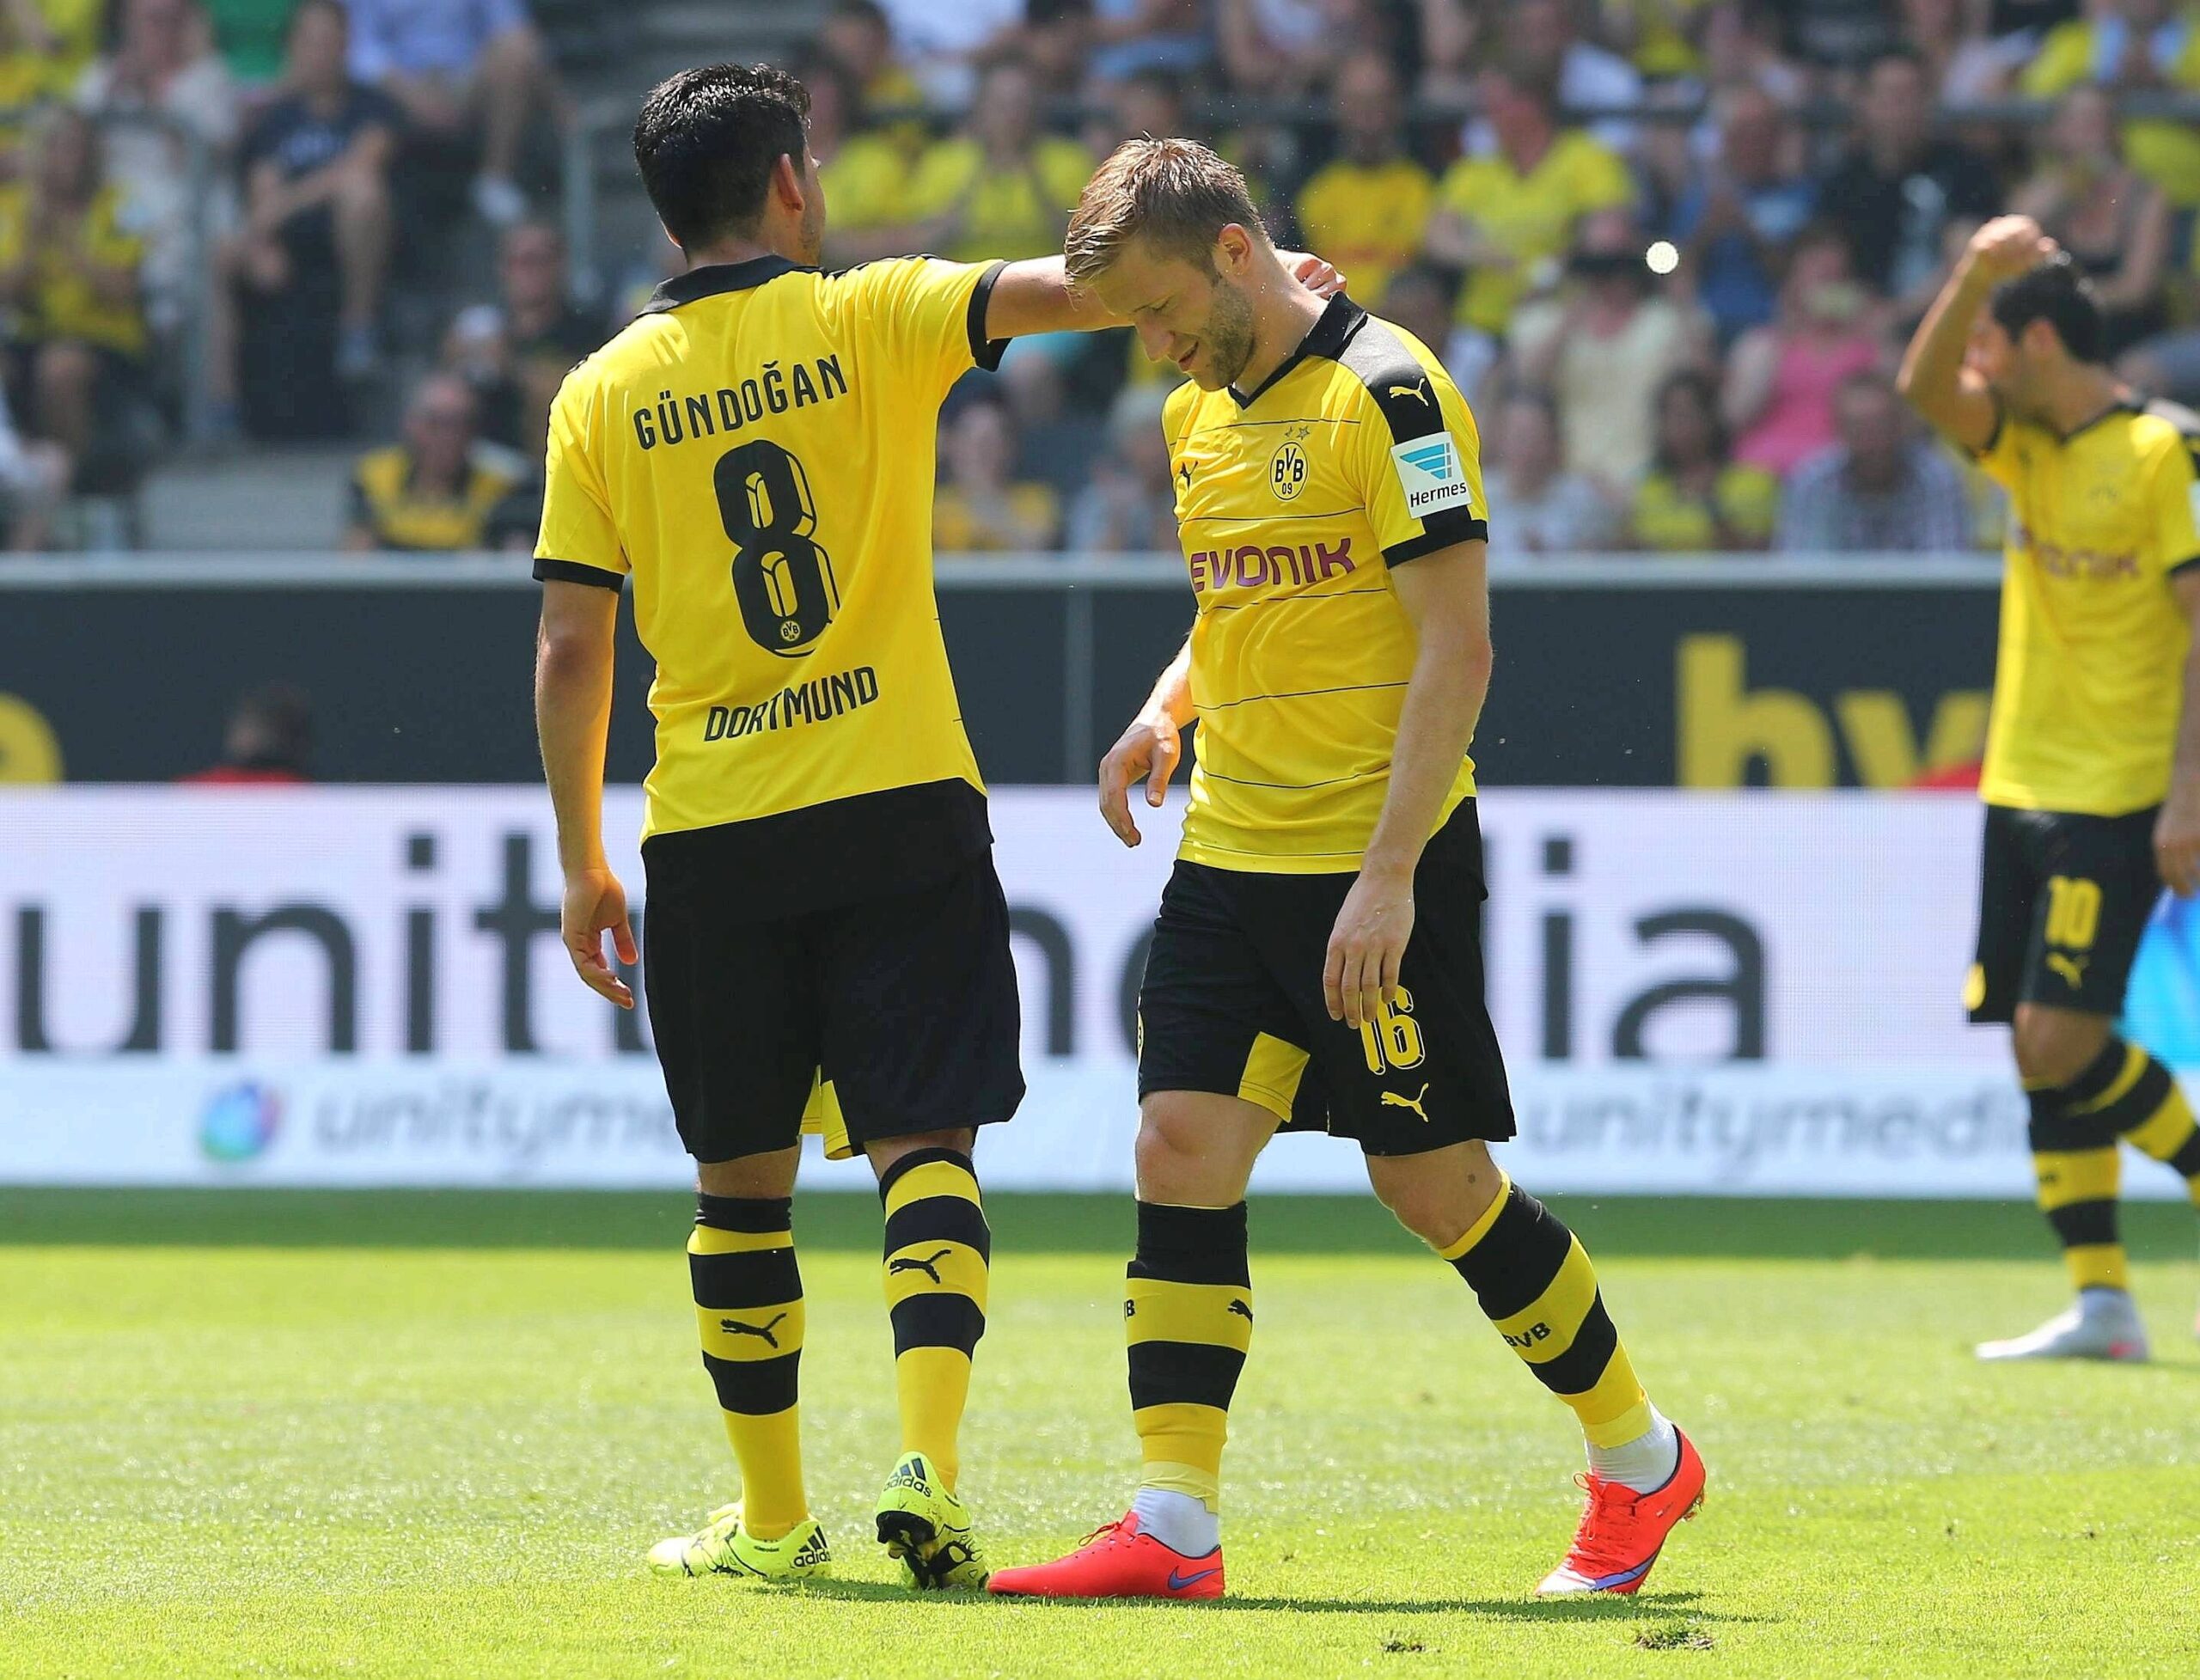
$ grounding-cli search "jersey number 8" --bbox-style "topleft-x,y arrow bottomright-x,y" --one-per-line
715,440 -> 839,657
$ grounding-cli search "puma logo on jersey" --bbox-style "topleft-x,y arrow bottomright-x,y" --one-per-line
2047,952 -> 2089,989
889,1248 -> 955,1286
1380,1083 -> 1432,1122
1226,1298 -> 1254,1322
1389,382 -> 1433,406
1176,460 -> 1195,492
719,1312 -> 790,1348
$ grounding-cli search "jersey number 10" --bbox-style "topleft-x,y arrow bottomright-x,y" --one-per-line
715,440 -> 840,657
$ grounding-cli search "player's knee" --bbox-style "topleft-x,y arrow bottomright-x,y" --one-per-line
2011,1006 -> 2110,1088
1369,1151 -> 1500,1250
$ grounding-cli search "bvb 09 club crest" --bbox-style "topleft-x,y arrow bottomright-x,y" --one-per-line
1270,439 -> 1308,501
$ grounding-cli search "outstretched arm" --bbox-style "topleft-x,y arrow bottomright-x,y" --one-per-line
1898,214 -> 2056,453
984,251 -> 1344,340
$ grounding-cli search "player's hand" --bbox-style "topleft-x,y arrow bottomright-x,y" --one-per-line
1281,250 -> 1348,300
1098,713 -> 1182,847
1963,215 -> 2057,285
562,865 -> 639,1008
1324,864 -> 1415,1030
2155,789 -> 2200,896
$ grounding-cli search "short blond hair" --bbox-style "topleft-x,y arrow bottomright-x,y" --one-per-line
1064,137 -> 1269,287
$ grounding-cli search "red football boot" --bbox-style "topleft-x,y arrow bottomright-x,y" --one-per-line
987,1512 -> 1225,1600
1536,1429 -> 1707,1597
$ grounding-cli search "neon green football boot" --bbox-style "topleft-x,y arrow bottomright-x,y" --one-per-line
646,1503 -> 830,1582
875,1451 -> 989,1590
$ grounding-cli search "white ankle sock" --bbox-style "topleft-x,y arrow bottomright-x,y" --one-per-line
1131,1487 -> 1220,1556
1586,1404 -> 1681,1495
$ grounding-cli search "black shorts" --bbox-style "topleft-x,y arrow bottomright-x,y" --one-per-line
640,847 -> 1024,1163
1967,803 -> 2162,1023
1137,801 -> 1514,1156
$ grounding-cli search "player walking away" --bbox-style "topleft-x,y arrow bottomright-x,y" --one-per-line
986,141 -> 1705,1605
533,68 -> 1341,1591
1898,217 -> 2200,1363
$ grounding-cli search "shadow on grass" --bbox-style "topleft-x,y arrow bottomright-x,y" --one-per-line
811,1582 -> 1774,1625
3,1188 -> 2194,1264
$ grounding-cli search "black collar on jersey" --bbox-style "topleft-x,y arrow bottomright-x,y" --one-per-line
642,255 -> 816,315
1228,293 -> 1366,410
2055,396 -> 2142,443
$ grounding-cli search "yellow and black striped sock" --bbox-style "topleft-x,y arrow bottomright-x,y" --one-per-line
879,1148 -> 990,1491
2070,1037 -> 2200,1208
1439,1176 -> 1652,1451
1127,1201 -> 1254,1513
689,1193 -> 806,1539
2026,1061 -> 2126,1293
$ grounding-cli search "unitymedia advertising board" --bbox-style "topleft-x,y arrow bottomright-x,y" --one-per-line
3,785 -> 2180,1198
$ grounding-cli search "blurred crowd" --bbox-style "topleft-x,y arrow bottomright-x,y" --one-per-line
6,0 -> 2200,556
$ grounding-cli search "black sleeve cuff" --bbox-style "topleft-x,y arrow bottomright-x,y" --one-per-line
1384,516 -> 1489,566
968,260 -> 1010,372
2169,553 -> 2200,578
535,558 -> 625,590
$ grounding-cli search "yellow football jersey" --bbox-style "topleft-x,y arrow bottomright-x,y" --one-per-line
1166,296 -> 1488,873
1974,398 -> 2200,816
1293,157 -> 1436,309
1434,132 -> 1632,335
535,254 -> 1006,882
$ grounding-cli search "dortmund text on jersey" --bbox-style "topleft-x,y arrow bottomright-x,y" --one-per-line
534,254 -> 1007,848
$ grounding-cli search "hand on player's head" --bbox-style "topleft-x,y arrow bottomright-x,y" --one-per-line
1967,215 -> 2058,284
1281,250 -> 1347,300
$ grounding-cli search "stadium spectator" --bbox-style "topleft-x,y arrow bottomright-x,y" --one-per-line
1899,0 -> 2034,100
1512,211 -> 1714,495
204,0 -> 293,82
1085,66 -> 1192,156
794,56 -> 913,270
2009,86 -> 2172,357
1696,0 -> 1809,105
1423,67 -> 1634,390
907,57 -> 1093,264
1222,0 -> 1376,95
877,0 -> 1024,107
0,384 -> 68,548
1817,47 -> 2001,312
1781,0 -> 1902,67
1594,0 -> 1711,83
1084,0 -> 1212,84
345,371 -> 529,552
1629,368 -> 1779,549
1294,52 -> 1435,309
439,220 -> 603,458
1724,226 -> 1884,479
933,394 -> 1060,553
1776,369 -> 1971,552
0,108 -> 150,486
2022,0 -> 2200,207
999,344 -> 1106,506
1066,382 -> 1175,553
1482,388 -> 1616,559
1663,82 -> 1818,345
179,679 -> 313,782
1494,0 -> 1645,153
821,0 -> 924,111
342,0 -> 560,228
75,0 -> 241,340
234,0 -> 400,411
1377,264 -> 1459,367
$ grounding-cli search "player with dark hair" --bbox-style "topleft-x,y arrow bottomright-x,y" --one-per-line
986,138 -> 1704,1604
533,64 -> 1340,1591
1900,216 -> 2200,1361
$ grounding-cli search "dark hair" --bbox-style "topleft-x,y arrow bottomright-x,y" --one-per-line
1652,369 -> 1729,473
632,63 -> 811,251
829,0 -> 889,27
1989,251 -> 2104,363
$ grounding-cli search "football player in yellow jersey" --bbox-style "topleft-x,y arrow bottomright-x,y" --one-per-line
530,63 -> 1344,1591
988,141 -> 1705,1606
1901,216 -> 2200,1362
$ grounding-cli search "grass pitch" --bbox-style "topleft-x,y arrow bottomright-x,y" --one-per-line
3,1190 -> 2197,1679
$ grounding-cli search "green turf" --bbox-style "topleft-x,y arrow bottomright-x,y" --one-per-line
3,1191 -> 2197,1679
